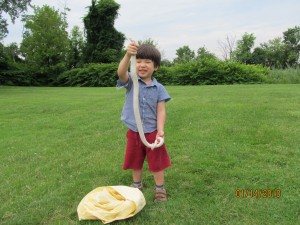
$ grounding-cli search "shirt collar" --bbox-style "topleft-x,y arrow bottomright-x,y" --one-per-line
138,76 -> 158,87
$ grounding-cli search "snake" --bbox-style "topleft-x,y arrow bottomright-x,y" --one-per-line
130,54 -> 164,150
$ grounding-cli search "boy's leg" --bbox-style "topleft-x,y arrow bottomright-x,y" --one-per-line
124,130 -> 145,190
133,169 -> 142,182
131,169 -> 143,190
153,170 -> 167,202
153,170 -> 164,186
145,131 -> 170,201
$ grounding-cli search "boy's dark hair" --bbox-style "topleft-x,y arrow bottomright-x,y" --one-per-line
137,44 -> 161,68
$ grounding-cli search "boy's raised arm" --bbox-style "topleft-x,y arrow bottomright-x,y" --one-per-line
117,42 -> 139,83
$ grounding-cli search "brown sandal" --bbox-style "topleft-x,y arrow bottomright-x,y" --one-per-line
154,189 -> 167,202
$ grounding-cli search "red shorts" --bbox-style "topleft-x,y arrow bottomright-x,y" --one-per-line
123,129 -> 171,172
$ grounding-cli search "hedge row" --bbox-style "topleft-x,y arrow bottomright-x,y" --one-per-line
57,59 -> 268,87
1,59 -> 268,86
56,63 -> 118,87
156,59 -> 268,85
0,70 -> 49,86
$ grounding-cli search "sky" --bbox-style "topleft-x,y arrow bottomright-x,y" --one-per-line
3,0 -> 300,60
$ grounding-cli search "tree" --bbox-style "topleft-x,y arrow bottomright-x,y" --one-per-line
0,0 -> 32,40
233,33 -> 256,64
83,0 -> 125,63
67,26 -> 84,69
137,38 -> 158,47
136,38 -> 167,59
0,42 -> 23,70
173,45 -> 195,64
251,46 -> 268,67
161,59 -> 172,67
218,34 -> 236,61
4,42 -> 22,63
252,37 -> 286,68
0,42 -> 9,69
196,47 -> 218,61
283,26 -> 300,67
20,5 -> 69,76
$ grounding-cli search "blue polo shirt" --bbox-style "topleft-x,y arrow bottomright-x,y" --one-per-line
117,74 -> 171,133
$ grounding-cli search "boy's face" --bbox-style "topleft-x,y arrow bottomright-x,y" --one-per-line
136,58 -> 158,81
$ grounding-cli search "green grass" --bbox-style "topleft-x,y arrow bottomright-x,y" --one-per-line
1,85 -> 299,225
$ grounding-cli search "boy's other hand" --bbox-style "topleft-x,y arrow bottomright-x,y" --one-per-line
156,131 -> 164,144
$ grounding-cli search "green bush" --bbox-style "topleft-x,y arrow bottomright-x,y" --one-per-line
0,71 -> 31,86
223,61 -> 268,84
0,69 -> 47,86
154,66 -> 175,85
156,59 -> 268,85
1,59 -> 270,87
0,60 -> 66,86
56,63 -> 119,87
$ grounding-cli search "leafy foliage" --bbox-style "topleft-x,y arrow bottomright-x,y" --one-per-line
0,42 -> 10,70
67,26 -> 84,69
283,26 -> 300,67
55,57 -> 268,87
2,55 -> 269,87
252,37 -> 286,68
83,0 -> 125,63
137,38 -> 158,46
56,63 -> 118,87
156,58 -> 268,85
20,5 -> 69,78
233,33 -> 256,64
234,26 -> 300,69
196,47 -> 218,61
0,0 -> 32,40
0,42 -> 24,71
0,68 -> 46,86
173,45 -> 195,64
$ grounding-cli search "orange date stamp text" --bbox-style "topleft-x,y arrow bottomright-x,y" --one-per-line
235,189 -> 282,198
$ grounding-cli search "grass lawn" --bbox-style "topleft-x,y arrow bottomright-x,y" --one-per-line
0,84 -> 299,225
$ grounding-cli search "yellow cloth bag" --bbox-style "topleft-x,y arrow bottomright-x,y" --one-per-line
77,186 -> 146,224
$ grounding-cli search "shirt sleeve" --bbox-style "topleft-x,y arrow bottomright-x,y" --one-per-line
116,73 -> 132,90
158,84 -> 171,102
116,79 -> 128,88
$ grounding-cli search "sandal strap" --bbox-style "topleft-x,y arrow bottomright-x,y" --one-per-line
155,190 -> 167,201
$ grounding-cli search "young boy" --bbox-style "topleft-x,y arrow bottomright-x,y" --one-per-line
117,42 -> 171,202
